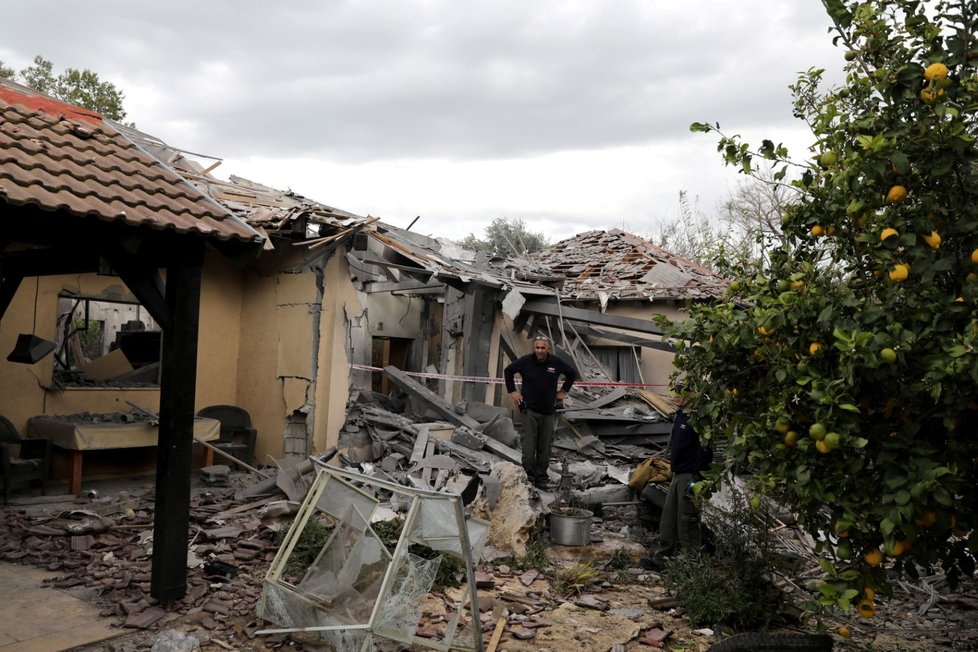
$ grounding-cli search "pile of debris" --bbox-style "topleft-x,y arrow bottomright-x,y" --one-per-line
0,481 -> 282,649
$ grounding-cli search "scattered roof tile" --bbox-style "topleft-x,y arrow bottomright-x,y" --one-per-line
528,229 -> 729,302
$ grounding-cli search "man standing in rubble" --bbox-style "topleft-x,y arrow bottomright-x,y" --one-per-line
643,382 -> 712,570
505,335 -> 577,491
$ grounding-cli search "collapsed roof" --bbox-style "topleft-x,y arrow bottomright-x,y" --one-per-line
505,228 -> 730,307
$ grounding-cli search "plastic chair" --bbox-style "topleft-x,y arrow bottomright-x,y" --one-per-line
196,405 -> 257,468
0,414 -> 51,504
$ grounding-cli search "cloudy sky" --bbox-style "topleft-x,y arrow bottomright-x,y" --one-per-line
1,1 -> 844,243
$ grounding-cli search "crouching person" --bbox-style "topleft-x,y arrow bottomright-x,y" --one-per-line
642,383 -> 712,570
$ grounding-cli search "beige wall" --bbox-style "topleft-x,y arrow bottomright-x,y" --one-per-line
316,253 -> 364,451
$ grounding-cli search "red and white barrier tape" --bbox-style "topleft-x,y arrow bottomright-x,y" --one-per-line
349,363 -> 667,388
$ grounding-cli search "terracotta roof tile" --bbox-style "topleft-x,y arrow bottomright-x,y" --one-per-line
0,85 -> 263,246
529,228 -> 729,302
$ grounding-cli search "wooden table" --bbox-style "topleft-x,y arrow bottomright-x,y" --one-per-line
27,416 -> 221,495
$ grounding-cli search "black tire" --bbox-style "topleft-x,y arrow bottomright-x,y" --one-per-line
707,632 -> 833,652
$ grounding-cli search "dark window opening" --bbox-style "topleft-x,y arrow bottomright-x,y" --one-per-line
589,345 -> 641,383
53,293 -> 162,388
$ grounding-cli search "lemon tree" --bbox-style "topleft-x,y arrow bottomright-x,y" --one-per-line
678,0 -> 978,615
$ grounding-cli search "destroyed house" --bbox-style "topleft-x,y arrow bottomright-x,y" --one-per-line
1,77 -> 725,502
499,228 -> 730,391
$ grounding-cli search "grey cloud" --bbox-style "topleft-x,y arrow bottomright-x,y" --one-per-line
1,1 -> 840,163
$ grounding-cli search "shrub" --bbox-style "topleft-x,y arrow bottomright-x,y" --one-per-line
665,483 -> 790,631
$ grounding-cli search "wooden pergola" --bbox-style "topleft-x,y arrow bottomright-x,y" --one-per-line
0,82 -> 264,602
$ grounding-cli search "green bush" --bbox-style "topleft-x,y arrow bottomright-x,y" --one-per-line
665,483 -> 790,631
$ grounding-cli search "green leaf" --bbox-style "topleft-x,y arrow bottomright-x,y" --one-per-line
840,403 -> 861,413
818,557 -> 836,576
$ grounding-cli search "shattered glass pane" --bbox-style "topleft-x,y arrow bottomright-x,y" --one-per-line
316,475 -> 378,525
409,497 -> 460,555
260,466 -> 483,651
297,503 -> 391,622
374,552 -> 440,643
464,516 -> 489,561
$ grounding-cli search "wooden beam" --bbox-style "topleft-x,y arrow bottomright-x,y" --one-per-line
461,284 -> 495,402
151,242 -> 203,603
104,247 -> 172,332
364,278 -> 444,294
564,320 -> 676,353
520,300 -> 667,336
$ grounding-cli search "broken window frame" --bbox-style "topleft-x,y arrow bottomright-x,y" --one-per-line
257,463 -> 488,652
53,291 -> 162,387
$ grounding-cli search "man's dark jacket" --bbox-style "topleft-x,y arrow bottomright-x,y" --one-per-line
504,353 -> 577,415
669,409 -> 712,474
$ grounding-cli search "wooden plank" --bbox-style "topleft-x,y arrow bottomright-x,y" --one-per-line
568,320 -> 676,353
486,616 -> 507,652
521,300 -> 667,336
636,390 -> 678,418
410,425 -> 430,465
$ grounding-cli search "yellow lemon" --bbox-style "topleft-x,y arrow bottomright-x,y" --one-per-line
863,548 -> 883,567
922,231 -> 941,249
924,62 -> 949,81
880,227 -> 899,241
809,342 -> 822,355
857,599 -> 876,619
838,626 -> 852,638
815,440 -> 831,454
790,280 -> 805,289
811,225 -> 825,236
881,347 -> 897,363
784,430 -> 798,447
889,263 -> 910,281
758,326 -> 773,336
886,185 -> 908,204
921,87 -> 945,103
971,248 -> 978,265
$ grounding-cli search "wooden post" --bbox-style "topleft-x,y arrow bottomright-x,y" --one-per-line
150,243 -> 203,603
460,284 -> 495,402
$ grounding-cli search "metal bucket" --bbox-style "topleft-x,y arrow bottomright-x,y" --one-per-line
549,507 -> 592,546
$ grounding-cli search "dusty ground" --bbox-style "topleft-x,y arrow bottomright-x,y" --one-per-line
2,474 -> 977,652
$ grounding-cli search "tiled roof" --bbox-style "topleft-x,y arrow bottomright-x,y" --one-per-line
528,228 -> 729,304
0,82 -> 263,245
